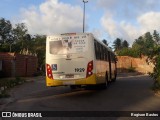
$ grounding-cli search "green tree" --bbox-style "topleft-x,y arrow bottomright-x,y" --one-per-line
32,35 -> 46,71
117,47 -> 139,57
147,31 -> 160,91
122,40 -> 129,48
144,32 -> 155,52
132,36 -> 145,56
114,39 -> 131,56
0,18 -> 13,51
113,38 -> 122,51
148,46 -> 160,91
12,23 -> 30,53
102,39 -> 108,46
153,30 -> 160,45
132,32 -> 155,56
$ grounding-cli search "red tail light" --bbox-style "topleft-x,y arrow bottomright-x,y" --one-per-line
86,60 -> 93,78
46,64 -> 53,80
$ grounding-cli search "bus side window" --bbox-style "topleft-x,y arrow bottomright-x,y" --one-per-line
113,55 -> 115,62
104,50 -> 106,61
99,45 -> 102,60
100,45 -> 103,60
110,53 -> 113,62
94,40 -> 96,58
111,53 -> 114,62
112,54 -> 114,62
102,46 -> 104,60
102,46 -> 105,60
94,40 -> 99,59
105,49 -> 108,61
108,51 -> 111,62
103,47 -> 106,60
113,54 -> 115,62
97,43 -> 101,60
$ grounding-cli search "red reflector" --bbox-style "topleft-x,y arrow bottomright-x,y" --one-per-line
46,64 -> 53,80
86,60 -> 93,78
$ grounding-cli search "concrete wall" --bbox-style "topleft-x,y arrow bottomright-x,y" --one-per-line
117,56 -> 154,74
0,52 -> 38,77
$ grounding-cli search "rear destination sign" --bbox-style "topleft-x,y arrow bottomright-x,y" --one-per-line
50,35 -> 88,54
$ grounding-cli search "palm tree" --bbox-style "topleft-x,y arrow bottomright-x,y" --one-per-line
122,40 -> 129,48
113,38 -> 122,51
102,39 -> 108,46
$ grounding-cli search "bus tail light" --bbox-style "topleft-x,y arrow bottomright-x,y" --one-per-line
86,60 -> 93,78
46,64 -> 53,80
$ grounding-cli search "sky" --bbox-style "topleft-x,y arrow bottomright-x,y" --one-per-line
1,0 -> 160,45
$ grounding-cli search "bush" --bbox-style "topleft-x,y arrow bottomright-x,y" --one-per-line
148,47 -> 160,91
117,48 -> 140,58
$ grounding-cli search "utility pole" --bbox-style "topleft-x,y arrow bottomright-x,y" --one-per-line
83,0 -> 88,33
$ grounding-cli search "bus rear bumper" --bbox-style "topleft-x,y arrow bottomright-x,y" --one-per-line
46,74 -> 97,87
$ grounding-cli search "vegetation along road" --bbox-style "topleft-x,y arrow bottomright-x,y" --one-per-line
0,74 -> 160,120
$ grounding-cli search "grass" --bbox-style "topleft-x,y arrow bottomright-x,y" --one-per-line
0,77 -> 25,98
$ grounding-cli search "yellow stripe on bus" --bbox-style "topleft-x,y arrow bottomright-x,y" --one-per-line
46,74 -> 97,87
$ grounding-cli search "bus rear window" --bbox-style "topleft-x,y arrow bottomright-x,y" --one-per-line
50,41 -> 66,54
49,39 -> 88,55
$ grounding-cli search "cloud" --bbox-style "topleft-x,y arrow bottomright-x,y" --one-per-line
20,0 -> 83,35
98,0 -> 160,20
101,13 -> 121,38
101,11 -> 160,44
91,28 -> 104,39
138,11 -> 160,32
17,0 -> 160,45
98,0 -> 160,12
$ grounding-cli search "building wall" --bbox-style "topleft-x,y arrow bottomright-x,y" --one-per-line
0,52 -> 38,77
117,56 -> 154,74
15,54 -> 38,77
0,53 -> 13,77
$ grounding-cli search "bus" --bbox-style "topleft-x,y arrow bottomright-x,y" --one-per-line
46,33 -> 117,89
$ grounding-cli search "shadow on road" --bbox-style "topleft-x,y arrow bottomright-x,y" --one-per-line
1,74 -> 160,119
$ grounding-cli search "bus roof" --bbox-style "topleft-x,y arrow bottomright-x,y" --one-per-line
47,32 -> 92,37
47,32 -> 115,54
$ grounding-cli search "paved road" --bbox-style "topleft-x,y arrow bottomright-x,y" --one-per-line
0,74 -> 160,120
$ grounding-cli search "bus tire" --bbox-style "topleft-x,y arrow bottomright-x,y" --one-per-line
98,72 -> 109,89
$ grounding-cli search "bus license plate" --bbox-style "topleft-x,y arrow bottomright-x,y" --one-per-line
66,74 -> 74,78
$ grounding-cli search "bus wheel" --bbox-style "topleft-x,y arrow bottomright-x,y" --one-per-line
98,72 -> 109,89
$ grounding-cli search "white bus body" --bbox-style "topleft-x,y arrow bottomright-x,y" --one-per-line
46,33 -> 117,87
